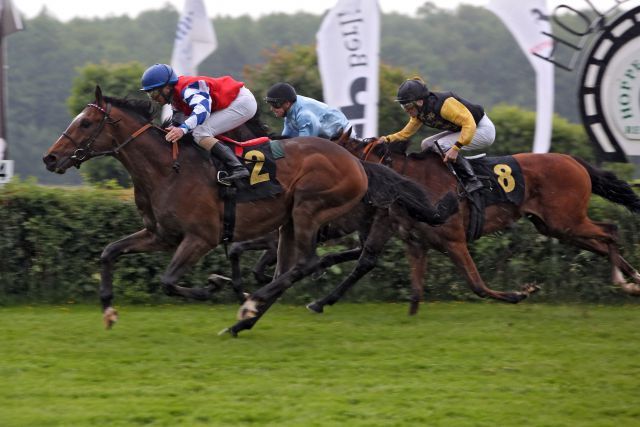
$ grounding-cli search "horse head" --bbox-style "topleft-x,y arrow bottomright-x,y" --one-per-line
335,127 -> 397,166
43,86 -> 155,173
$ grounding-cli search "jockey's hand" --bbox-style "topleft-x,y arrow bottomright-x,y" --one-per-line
378,136 -> 388,144
443,147 -> 459,163
165,126 -> 185,143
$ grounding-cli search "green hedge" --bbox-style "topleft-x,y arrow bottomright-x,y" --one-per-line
2,179 -> 640,305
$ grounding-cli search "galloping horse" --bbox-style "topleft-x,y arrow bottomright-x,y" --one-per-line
218,161 -> 459,308
309,132 -> 640,313
43,87 -> 455,334
43,86 -> 370,329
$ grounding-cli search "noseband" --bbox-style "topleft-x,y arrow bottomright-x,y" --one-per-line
61,103 -> 151,167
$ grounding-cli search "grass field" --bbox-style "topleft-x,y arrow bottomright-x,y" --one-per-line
1,302 -> 639,426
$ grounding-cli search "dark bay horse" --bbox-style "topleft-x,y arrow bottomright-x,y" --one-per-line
43,86 -> 370,329
217,161 -> 459,310
43,86 -> 455,333
317,133 -> 640,313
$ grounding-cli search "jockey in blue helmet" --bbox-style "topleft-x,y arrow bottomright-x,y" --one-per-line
140,63 -> 256,183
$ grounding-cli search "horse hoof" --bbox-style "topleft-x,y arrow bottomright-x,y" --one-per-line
208,273 -> 231,288
306,302 -> 324,313
103,307 -> 118,330
620,282 -> 640,296
217,327 -> 238,338
237,299 -> 259,320
522,283 -> 541,295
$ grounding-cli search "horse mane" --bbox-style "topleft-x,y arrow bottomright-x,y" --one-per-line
103,96 -> 159,124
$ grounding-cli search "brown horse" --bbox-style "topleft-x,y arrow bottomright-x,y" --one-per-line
42,86 -> 371,329
43,86 -> 455,334
218,160 -> 459,310
312,132 -> 640,313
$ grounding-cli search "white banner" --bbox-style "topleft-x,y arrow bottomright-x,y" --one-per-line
170,0 -> 217,77
0,0 -> 23,37
487,0 -> 554,153
316,0 -> 379,138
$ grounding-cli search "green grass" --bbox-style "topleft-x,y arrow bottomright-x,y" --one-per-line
1,302 -> 639,426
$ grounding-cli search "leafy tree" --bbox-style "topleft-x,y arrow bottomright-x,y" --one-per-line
489,104 -> 595,161
67,62 -> 148,187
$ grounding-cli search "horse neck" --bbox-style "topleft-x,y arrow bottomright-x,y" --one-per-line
113,124 -> 186,191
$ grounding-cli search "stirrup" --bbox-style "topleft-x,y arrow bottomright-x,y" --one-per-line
217,170 -> 232,186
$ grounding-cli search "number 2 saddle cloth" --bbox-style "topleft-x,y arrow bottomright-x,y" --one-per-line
217,138 -> 285,203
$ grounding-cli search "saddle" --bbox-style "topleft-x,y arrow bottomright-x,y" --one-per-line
212,135 -> 285,245
464,155 -> 526,241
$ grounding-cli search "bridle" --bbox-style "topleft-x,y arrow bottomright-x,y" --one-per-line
61,103 -> 152,168
360,138 -> 392,166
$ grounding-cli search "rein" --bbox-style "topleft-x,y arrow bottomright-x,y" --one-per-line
359,139 -> 408,173
60,103 -> 177,170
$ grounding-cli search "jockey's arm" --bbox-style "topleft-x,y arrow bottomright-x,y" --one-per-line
440,97 -> 476,147
383,117 -> 422,143
179,81 -> 213,134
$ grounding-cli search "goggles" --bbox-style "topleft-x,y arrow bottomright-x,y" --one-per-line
399,101 -> 418,111
145,87 -> 163,99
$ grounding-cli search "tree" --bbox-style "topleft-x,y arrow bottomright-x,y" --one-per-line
67,62 -> 148,187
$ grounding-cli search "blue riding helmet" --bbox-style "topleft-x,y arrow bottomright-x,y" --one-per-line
140,64 -> 178,91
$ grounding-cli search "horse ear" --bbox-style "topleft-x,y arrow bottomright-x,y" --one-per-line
336,127 -> 352,146
95,85 -> 103,104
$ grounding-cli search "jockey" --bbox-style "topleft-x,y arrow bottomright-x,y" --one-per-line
264,82 -> 352,140
140,63 -> 254,183
379,77 -> 495,194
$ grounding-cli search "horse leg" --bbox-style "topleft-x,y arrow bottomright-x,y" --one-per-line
226,233 -> 278,304
306,215 -> 395,313
559,222 -> 640,295
406,243 -> 427,316
304,246 -> 364,313
532,215 -> 640,295
252,247 -> 278,284
445,240 -> 532,303
100,229 -> 170,329
159,235 -> 215,300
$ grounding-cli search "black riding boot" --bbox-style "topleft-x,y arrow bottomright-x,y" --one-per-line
210,142 -> 249,182
453,155 -> 483,193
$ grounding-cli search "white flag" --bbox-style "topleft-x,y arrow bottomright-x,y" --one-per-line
0,0 -> 23,37
487,0 -> 554,153
170,0 -> 217,77
317,0 -> 380,138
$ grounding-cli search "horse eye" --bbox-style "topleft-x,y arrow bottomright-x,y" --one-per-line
80,119 -> 92,128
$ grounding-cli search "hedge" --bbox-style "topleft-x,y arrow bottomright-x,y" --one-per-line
2,179 -> 640,305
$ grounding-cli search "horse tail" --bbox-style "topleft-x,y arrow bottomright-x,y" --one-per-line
361,162 -> 458,225
571,155 -> 640,213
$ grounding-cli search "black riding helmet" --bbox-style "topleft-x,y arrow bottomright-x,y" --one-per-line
265,82 -> 297,107
395,78 -> 429,104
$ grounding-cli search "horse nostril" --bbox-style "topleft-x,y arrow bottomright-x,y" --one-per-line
43,154 -> 57,169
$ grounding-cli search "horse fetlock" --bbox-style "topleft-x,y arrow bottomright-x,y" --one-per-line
619,282 -> 640,296
207,273 -> 231,290
306,301 -> 324,313
103,307 -> 118,329
237,298 -> 260,320
522,283 -> 541,295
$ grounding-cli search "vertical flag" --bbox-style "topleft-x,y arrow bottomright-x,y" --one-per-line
170,0 -> 217,77
0,0 -> 23,163
317,0 -> 380,138
487,0 -> 554,153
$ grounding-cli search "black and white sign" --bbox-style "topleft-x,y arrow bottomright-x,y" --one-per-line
579,6 -> 640,162
0,160 -> 14,184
